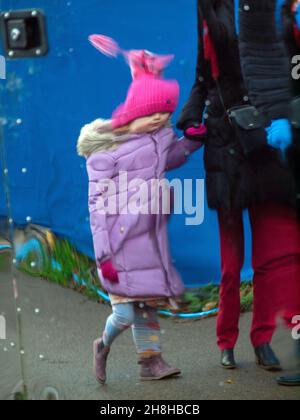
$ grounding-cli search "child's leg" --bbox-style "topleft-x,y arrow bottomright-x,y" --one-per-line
102,303 -> 135,347
94,303 -> 135,384
131,304 -> 162,357
132,304 -> 181,380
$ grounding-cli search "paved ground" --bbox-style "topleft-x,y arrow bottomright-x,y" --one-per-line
0,261 -> 299,400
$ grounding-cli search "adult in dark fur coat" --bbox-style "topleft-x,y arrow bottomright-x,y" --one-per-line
238,0 -> 300,387
177,0 -> 300,371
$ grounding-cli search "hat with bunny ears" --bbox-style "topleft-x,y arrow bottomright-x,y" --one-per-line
88,35 -> 180,129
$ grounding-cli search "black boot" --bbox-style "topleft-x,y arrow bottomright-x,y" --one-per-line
276,340 -> 300,386
255,343 -> 282,372
276,373 -> 300,386
221,349 -> 237,369
296,339 -> 300,364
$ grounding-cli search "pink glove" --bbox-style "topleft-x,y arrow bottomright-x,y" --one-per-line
99,259 -> 119,283
185,124 -> 207,140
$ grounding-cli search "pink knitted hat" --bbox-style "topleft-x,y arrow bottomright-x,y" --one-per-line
88,35 -> 180,129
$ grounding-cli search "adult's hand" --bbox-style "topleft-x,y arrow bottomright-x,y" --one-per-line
266,119 -> 292,159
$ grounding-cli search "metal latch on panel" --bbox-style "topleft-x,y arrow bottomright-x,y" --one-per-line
0,9 -> 48,59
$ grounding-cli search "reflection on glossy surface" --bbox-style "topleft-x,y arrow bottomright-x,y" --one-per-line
0,226 -> 23,399
0,123 -> 26,399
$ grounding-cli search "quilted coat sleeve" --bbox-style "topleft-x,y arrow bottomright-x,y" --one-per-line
238,0 -> 292,123
177,1 -> 208,131
86,152 -> 115,264
177,0 -> 235,131
166,133 -> 203,171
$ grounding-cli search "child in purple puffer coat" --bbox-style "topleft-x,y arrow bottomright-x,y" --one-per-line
77,35 -> 205,384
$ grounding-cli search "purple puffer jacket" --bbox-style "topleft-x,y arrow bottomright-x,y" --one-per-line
87,127 -> 202,298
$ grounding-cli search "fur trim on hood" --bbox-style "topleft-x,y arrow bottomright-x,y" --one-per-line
77,118 -> 129,158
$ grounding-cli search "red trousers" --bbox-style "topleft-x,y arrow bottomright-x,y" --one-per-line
217,205 -> 300,350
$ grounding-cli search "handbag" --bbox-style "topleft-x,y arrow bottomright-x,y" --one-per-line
220,88 -> 299,156
214,80 -> 268,155
227,105 -> 267,155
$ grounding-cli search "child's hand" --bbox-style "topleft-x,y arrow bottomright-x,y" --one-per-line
99,259 -> 119,283
184,124 -> 207,141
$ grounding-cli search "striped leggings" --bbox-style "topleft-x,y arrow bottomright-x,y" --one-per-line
102,302 -> 162,356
